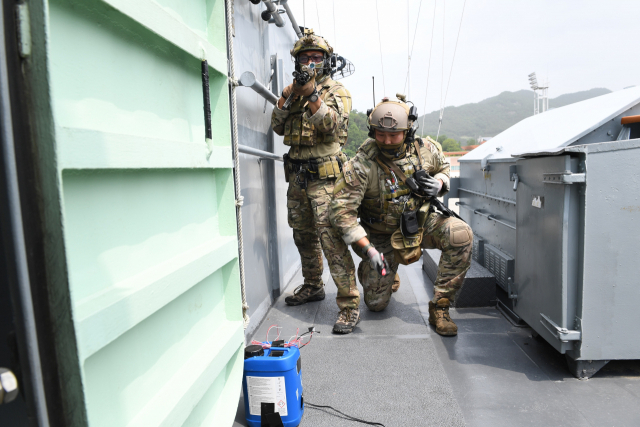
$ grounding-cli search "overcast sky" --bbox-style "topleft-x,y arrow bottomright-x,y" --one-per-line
285,0 -> 640,114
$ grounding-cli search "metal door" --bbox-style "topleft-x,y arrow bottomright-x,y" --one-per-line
17,0 -> 243,425
514,154 -> 582,353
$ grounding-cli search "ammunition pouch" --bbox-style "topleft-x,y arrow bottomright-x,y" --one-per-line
284,154 -> 345,187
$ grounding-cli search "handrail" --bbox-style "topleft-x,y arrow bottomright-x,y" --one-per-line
458,187 -> 516,205
456,202 -> 516,230
237,71 -> 279,105
238,145 -> 284,162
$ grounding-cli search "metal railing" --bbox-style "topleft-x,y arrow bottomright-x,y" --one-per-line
458,187 -> 516,205
456,202 -> 516,230
238,145 -> 283,162
237,71 -> 279,105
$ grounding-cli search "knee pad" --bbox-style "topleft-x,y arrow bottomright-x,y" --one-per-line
449,220 -> 472,248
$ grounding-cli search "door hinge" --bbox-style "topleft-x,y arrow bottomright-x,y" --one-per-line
16,3 -> 31,58
543,171 -> 585,184
540,313 -> 581,342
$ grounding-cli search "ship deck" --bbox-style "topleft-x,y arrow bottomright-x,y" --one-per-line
235,255 -> 640,427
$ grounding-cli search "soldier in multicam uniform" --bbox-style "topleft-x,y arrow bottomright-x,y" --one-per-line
330,96 -> 473,336
271,29 -> 360,334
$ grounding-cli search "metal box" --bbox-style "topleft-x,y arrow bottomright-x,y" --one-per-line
512,140 -> 640,377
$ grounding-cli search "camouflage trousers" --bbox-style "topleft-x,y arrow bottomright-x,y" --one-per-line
354,213 -> 472,311
287,174 -> 359,309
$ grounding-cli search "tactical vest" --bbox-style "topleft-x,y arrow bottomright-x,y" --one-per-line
283,80 -> 349,147
360,150 -> 425,234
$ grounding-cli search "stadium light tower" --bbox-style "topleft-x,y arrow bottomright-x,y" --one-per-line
528,72 -> 549,115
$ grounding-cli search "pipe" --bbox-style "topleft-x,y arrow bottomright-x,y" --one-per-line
0,4 -> 50,424
458,187 -> 516,205
456,203 -> 517,230
262,0 -> 285,27
239,145 -> 284,162
225,0 -> 250,329
280,0 -> 303,38
238,71 -> 279,105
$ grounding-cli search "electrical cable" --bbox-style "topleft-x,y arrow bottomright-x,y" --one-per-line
374,0 -> 386,96
403,0 -> 424,97
305,403 -> 386,426
436,0 -> 467,141
420,0 -> 438,136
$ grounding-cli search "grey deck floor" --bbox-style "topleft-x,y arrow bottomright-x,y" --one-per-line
235,258 -> 640,427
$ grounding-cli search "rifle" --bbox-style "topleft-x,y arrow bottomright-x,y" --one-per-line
282,63 -> 316,110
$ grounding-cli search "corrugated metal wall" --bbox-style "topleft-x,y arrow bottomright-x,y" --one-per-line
28,0 -> 244,424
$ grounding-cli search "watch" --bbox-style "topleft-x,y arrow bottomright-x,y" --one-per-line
307,88 -> 319,103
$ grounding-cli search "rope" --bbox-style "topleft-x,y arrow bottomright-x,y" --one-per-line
403,0 -> 424,96
332,0 -> 337,45
315,0 -> 322,35
436,0 -> 466,141
436,0 -> 445,141
374,0 -> 386,96
225,0 -> 250,329
420,0 -> 437,135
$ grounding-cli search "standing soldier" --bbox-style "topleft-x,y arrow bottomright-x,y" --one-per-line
330,96 -> 473,336
271,29 -> 359,334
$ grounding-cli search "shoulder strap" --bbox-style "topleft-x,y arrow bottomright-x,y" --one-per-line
375,154 -> 409,184
412,140 -> 424,170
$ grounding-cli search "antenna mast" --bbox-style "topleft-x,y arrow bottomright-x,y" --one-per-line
528,72 -> 549,115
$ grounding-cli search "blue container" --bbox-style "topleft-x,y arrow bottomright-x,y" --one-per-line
243,345 -> 304,427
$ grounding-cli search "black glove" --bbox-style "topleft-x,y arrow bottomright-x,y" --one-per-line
416,174 -> 442,198
365,245 -> 390,277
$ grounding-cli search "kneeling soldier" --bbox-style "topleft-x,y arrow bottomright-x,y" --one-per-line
330,96 -> 473,336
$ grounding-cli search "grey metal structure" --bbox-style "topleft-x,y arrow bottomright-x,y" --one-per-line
232,2 -> 301,337
513,139 -> 640,377
453,88 -> 640,376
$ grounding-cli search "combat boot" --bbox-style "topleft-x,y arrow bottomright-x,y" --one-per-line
285,284 -> 325,306
333,307 -> 360,334
428,298 -> 458,336
392,273 -> 401,292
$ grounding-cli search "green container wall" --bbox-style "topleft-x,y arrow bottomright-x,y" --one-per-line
37,0 -> 243,425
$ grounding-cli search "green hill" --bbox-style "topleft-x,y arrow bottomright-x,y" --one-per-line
415,88 -> 611,141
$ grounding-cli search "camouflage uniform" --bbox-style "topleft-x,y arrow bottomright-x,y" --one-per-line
271,75 -> 359,310
330,137 -> 472,311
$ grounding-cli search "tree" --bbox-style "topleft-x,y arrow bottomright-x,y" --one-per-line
441,138 -> 461,152
344,110 -> 369,158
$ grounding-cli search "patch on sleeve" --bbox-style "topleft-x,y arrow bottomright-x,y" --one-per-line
333,175 -> 347,194
342,161 -> 360,186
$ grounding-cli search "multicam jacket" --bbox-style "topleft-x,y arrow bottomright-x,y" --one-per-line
271,76 -> 351,160
330,137 -> 450,244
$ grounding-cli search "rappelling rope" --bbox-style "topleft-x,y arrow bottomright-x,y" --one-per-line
436,0 -> 467,141
225,0 -> 250,329
403,0 -> 424,97
420,0 -> 438,135
374,0 -> 386,96
315,0 -> 322,36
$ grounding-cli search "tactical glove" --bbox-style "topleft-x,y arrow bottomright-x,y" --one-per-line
416,174 -> 442,198
292,78 -> 316,97
365,246 -> 390,277
282,84 -> 294,99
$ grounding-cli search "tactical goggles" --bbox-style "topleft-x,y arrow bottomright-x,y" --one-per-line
297,54 -> 324,64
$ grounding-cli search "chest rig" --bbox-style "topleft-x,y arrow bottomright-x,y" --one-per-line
360,144 -> 426,234
283,82 -> 346,147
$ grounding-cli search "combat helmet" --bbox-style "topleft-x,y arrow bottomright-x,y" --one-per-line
367,94 -> 419,157
290,29 -> 334,78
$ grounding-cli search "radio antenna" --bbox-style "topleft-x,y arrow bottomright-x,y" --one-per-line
372,76 -> 375,107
